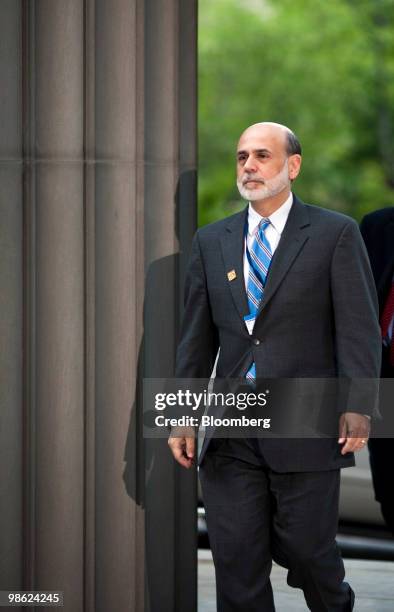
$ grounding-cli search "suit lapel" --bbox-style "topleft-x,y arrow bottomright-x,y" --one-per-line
257,195 -> 310,316
220,207 -> 249,323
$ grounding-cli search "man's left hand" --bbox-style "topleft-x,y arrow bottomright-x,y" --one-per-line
338,412 -> 370,455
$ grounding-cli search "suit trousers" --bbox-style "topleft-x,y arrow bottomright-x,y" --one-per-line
199,438 -> 354,612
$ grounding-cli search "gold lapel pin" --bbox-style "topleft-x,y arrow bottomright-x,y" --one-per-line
227,269 -> 237,282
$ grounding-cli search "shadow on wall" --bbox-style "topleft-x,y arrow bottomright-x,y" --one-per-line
122,169 -> 197,609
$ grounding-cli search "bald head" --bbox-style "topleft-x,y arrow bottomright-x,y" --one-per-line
238,122 -> 301,157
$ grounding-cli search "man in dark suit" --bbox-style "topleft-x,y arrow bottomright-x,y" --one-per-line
169,123 -> 381,611
360,207 -> 394,534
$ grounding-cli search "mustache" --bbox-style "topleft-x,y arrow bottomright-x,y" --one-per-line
242,176 -> 265,186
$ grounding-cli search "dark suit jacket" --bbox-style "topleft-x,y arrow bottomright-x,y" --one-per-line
360,207 -> 394,378
175,195 -> 382,471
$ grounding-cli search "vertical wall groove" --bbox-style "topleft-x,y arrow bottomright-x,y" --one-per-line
83,1 -> 96,611
21,0 -> 36,595
0,2 -> 23,605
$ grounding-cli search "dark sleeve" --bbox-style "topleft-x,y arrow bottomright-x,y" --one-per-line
175,231 -> 219,379
359,214 -> 373,256
330,220 -> 381,416
359,214 -> 369,241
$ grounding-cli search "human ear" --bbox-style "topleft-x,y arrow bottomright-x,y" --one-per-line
288,154 -> 302,180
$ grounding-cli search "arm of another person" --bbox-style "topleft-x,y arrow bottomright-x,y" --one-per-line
168,231 -> 219,468
330,219 -> 382,454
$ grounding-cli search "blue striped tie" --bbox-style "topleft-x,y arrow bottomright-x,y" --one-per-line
245,218 -> 272,382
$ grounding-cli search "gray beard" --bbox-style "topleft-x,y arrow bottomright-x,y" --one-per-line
237,159 -> 289,201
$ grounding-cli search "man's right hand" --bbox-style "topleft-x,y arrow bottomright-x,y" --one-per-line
168,427 -> 196,469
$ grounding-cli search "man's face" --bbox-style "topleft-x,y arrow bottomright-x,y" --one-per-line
236,125 -> 300,201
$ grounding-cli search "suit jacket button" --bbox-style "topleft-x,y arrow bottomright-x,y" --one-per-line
253,338 -> 261,346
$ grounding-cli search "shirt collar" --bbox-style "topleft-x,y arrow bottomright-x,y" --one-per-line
247,192 -> 293,236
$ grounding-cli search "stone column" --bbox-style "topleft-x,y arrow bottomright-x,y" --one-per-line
0,0 -> 23,596
93,0 -> 145,610
143,1 -> 198,610
0,1 -> 198,610
25,2 -> 85,610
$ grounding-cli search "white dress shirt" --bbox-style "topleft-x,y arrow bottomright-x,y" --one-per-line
243,192 -> 293,291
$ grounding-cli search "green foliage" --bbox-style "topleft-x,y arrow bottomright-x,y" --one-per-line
198,0 -> 394,226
